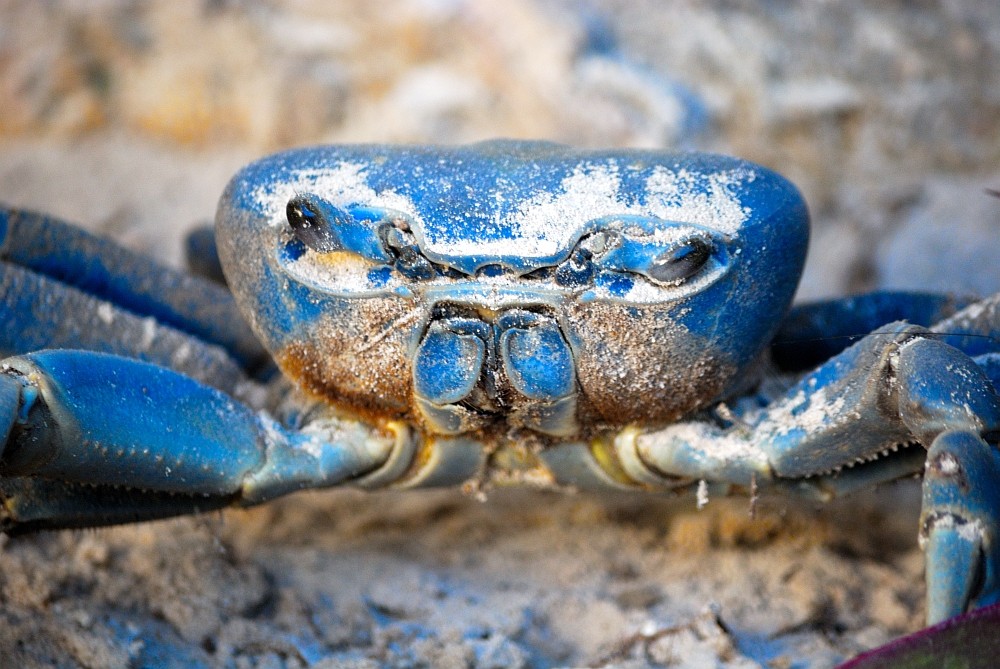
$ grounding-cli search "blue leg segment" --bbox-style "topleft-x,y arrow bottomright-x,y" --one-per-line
895,337 -> 1000,444
0,478 -> 237,534
933,293 -> 1000,357
975,352 -> 1000,390
922,431 -> 1000,624
893,335 -> 1000,623
0,350 -> 394,531
626,323 -> 926,486
0,262 -> 248,395
184,225 -> 227,285
772,291 -> 973,371
0,206 -> 267,371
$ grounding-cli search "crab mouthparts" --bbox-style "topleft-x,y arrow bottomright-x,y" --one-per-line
412,304 -> 578,437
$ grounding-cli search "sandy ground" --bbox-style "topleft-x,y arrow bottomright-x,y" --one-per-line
1,1 -> 999,667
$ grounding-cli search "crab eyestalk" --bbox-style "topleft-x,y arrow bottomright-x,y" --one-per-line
286,193 -> 393,262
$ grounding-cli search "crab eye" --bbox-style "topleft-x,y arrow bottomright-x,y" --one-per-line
285,194 -> 395,263
286,194 -> 348,253
647,237 -> 712,285
554,231 -> 614,287
555,247 -> 596,286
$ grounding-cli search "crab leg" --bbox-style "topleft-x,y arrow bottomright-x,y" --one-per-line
921,430 -> 1000,623
0,262 -> 249,395
183,224 -> 227,285
771,290 -> 975,371
616,323 -> 930,486
897,335 -> 1000,622
615,315 -> 1000,623
905,295 -> 1000,620
0,350 -> 397,532
933,292 -> 1000,358
0,206 -> 268,372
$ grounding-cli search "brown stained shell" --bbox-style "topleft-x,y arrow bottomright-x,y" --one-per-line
275,296 -> 420,422
564,301 -> 735,427
277,296 -> 735,439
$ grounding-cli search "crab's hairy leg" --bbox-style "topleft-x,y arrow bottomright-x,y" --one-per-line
0,350 -> 396,532
772,291 -> 974,371
0,206 -> 268,372
0,262 -> 248,396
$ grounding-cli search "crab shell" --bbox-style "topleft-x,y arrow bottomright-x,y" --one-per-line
216,141 -> 808,439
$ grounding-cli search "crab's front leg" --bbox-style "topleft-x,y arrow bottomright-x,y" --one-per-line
613,303 -> 1000,624
0,349 -> 404,532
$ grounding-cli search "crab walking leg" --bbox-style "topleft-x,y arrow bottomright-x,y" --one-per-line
933,293 -> 1000,358
897,337 -> 1000,622
921,431 -> 1000,623
617,322 -> 1000,622
771,290 -> 974,371
0,350 -> 397,532
977,353 -> 1000,390
0,262 -> 249,396
907,294 -> 1000,621
0,206 -> 268,371
183,225 -> 227,285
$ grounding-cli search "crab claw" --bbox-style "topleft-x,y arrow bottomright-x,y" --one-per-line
0,350 -> 395,532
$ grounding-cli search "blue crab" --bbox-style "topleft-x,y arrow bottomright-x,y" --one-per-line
0,141 -> 998,631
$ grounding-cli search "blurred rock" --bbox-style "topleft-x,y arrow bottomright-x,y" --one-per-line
877,176 -> 1000,296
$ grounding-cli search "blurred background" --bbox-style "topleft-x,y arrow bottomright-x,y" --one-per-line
1,1 -> 999,667
4,1 -> 1000,297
